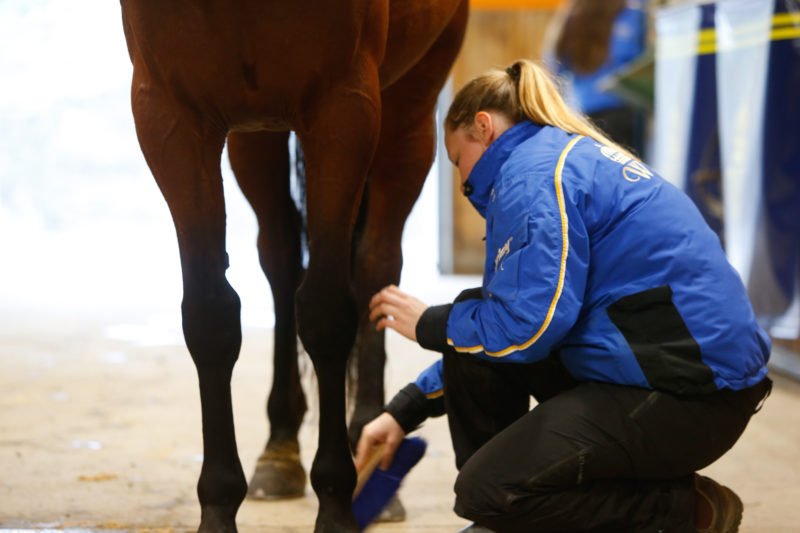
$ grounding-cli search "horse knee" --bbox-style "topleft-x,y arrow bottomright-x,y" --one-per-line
182,279 -> 242,370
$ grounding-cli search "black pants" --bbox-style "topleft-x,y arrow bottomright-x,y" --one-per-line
442,350 -> 771,533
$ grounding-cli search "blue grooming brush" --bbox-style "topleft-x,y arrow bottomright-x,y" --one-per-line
352,436 -> 427,530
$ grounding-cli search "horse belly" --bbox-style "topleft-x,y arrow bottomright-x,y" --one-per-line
123,0 -> 384,131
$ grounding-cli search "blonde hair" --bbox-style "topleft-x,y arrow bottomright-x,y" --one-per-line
445,59 -> 636,159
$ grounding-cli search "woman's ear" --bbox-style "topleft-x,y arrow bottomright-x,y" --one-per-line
473,111 -> 494,147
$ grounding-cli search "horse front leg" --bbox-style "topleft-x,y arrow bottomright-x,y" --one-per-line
228,131 -> 307,499
296,68 -> 382,533
131,81 -> 246,532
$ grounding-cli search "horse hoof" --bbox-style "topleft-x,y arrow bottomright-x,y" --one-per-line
199,506 -> 238,533
375,493 -> 406,523
247,442 -> 306,500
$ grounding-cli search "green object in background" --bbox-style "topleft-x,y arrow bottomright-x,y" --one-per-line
600,49 -> 656,111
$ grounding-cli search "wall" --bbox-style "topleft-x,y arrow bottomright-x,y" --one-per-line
447,5 -> 558,273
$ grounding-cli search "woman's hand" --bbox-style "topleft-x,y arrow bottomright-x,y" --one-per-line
355,412 -> 406,471
368,285 -> 428,342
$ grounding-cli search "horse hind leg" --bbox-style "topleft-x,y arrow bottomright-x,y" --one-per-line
349,0 -> 469,448
227,130 -> 307,500
131,81 -> 246,531
347,12 -> 467,521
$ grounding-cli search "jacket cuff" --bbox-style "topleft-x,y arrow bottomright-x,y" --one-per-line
416,303 -> 453,352
385,383 -> 431,434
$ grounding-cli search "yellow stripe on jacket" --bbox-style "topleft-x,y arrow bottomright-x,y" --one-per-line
447,135 -> 583,357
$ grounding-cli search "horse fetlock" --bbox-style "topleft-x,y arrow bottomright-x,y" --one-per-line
198,467 -> 244,528
310,452 -> 356,499
198,505 -> 239,533
266,394 -> 306,439
312,481 -> 359,533
198,463 -> 248,509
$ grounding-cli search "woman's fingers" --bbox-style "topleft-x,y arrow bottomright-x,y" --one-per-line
355,431 -> 377,471
368,284 -> 427,342
368,286 -> 410,323
368,302 -> 401,323
355,413 -> 406,471
369,285 -> 394,308
369,285 -> 406,310
371,304 -> 412,335
380,437 -> 402,470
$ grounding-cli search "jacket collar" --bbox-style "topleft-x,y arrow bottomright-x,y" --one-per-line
463,120 -> 544,217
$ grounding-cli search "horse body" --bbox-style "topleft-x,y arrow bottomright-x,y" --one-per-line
123,1 -> 458,130
120,1 -> 467,531
123,2 -> 378,130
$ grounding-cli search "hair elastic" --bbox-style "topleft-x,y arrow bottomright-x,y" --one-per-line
505,63 -> 521,84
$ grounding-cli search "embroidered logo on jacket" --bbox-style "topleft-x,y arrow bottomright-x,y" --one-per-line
494,236 -> 513,272
596,144 -> 654,183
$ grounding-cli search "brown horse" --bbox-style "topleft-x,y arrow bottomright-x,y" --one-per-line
119,1 -> 467,531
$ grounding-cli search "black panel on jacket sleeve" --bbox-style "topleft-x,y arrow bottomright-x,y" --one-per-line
454,287 -> 484,303
385,383 -> 443,434
416,303 -> 453,352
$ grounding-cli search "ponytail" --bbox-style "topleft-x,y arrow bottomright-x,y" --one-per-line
446,59 -> 636,160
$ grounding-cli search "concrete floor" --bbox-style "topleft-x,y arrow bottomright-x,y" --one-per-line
1,311 -> 799,532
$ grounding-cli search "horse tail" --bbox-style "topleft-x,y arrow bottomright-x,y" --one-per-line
290,132 -> 309,269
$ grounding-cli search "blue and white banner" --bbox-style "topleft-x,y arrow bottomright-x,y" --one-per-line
653,3 -> 701,189
654,0 -> 800,339
716,0 -> 772,289
746,1 -> 800,338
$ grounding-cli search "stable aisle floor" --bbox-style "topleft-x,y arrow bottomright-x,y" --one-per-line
1,312 -> 798,532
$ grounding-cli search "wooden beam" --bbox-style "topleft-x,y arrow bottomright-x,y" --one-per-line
472,0 -> 563,10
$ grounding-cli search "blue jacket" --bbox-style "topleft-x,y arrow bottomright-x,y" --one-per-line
406,121 -> 770,415
556,1 -> 647,114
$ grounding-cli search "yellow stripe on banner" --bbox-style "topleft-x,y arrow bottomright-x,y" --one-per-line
664,12 -> 800,58
772,26 -> 800,42
698,28 -> 716,44
773,12 -> 800,27
448,135 -> 583,358
695,12 -> 800,56
425,390 -> 444,400
697,42 -> 717,55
